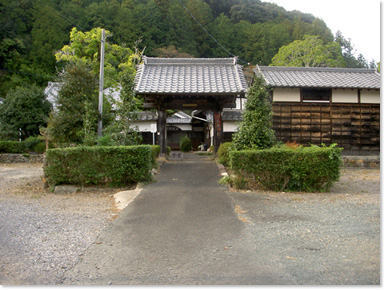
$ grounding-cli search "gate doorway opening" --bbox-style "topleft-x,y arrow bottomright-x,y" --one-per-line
166,110 -> 212,151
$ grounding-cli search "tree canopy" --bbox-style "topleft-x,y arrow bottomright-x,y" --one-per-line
46,26 -> 145,147
0,84 -> 52,140
270,35 -> 346,67
0,0 -> 376,96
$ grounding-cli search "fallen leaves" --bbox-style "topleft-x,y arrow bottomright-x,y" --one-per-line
235,205 -> 247,214
235,205 -> 250,223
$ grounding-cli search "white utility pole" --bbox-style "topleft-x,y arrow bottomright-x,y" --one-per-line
97,29 -> 105,138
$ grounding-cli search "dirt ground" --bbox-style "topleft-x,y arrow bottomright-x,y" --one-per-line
0,163 -> 380,285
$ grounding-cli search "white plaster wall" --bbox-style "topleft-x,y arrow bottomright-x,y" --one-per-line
236,97 -> 247,110
223,121 -> 239,132
273,88 -> 301,102
361,89 -> 380,104
332,89 -> 358,103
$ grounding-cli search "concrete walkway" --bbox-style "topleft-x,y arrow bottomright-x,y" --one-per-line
62,153 -> 293,285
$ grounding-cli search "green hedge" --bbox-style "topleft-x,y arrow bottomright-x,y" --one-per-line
45,145 -> 153,186
0,137 -> 48,153
217,142 -> 232,167
0,141 -> 27,153
150,145 -> 171,161
230,145 -> 343,192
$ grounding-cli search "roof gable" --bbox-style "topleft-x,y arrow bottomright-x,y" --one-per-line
255,66 -> 380,89
135,56 -> 248,95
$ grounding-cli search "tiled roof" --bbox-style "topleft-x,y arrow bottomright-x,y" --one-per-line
135,57 -> 248,95
255,66 -> 380,89
167,117 -> 191,124
167,111 -> 192,124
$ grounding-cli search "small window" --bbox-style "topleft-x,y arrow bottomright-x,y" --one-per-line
302,88 -> 331,102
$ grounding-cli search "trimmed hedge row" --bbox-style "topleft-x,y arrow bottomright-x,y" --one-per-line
0,138 -> 47,153
0,141 -> 28,153
45,145 -> 153,186
230,145 -> 343,192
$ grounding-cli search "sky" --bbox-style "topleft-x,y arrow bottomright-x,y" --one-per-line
264,0 -> 381,63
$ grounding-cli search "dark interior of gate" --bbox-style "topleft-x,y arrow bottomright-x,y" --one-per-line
134,56 -> 248,156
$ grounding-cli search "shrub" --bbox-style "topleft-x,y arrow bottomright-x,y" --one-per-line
150,145 -> 171,158
217,142 -> 233,167
150,145 -> 161,168
0,141 -> 27,153
45,145 -> 153,186
230,144 -> 343,192
33,142 -> 46,153
96,135 -> 114,146
24,136 -> 42,151
151,145 -> 161,158
180,135 -> 192,152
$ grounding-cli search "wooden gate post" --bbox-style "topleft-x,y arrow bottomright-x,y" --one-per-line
213,110 -> 223,154
157,107 -> 167,158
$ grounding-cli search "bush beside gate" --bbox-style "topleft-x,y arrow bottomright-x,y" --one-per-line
45,145 -> 153,186
230,145 -> 342,192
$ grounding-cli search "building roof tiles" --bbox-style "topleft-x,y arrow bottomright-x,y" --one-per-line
135,57 -> 248,95
255,66 -> 380,89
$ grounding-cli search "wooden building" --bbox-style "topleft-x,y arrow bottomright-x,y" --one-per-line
134,57 -> 248,155
255,66 -> 381,155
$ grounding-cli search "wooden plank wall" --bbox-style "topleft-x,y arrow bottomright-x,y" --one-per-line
272,103 -> 380,154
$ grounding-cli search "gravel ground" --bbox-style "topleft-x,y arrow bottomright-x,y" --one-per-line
0,163 -> 381,285
0,163 -> 119,285
228,168 -> 380,284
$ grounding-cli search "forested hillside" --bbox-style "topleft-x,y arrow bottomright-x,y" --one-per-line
0,0 -> 374,96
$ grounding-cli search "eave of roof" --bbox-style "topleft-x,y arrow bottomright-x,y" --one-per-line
255,66 -> 381,89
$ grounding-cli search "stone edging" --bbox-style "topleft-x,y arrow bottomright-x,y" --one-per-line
0,153 -> 43,163
341,156 -> 380,168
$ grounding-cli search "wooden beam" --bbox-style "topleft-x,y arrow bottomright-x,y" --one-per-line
143,103 -> 158,108
222,103 -> 236,108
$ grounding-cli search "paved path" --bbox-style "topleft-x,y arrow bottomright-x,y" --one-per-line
62,153 -> 380,285
62,153 -> 293,285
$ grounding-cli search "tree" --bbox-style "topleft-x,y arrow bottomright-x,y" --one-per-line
152,45 -> 195,58
230,0 -> 274,24
270,35 -> 346,67
30,1 -> 68,74
335,31 -> 371,69
50,27 -> 139,146
186,0 -> 213,56
47,61 -> 98,146
232,76 -> 276,150
55,27 -> 135,89
102,51 -> 143,146
0,84 -> 52,140
165,3 -> 197,56
241,21 -> 292,65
